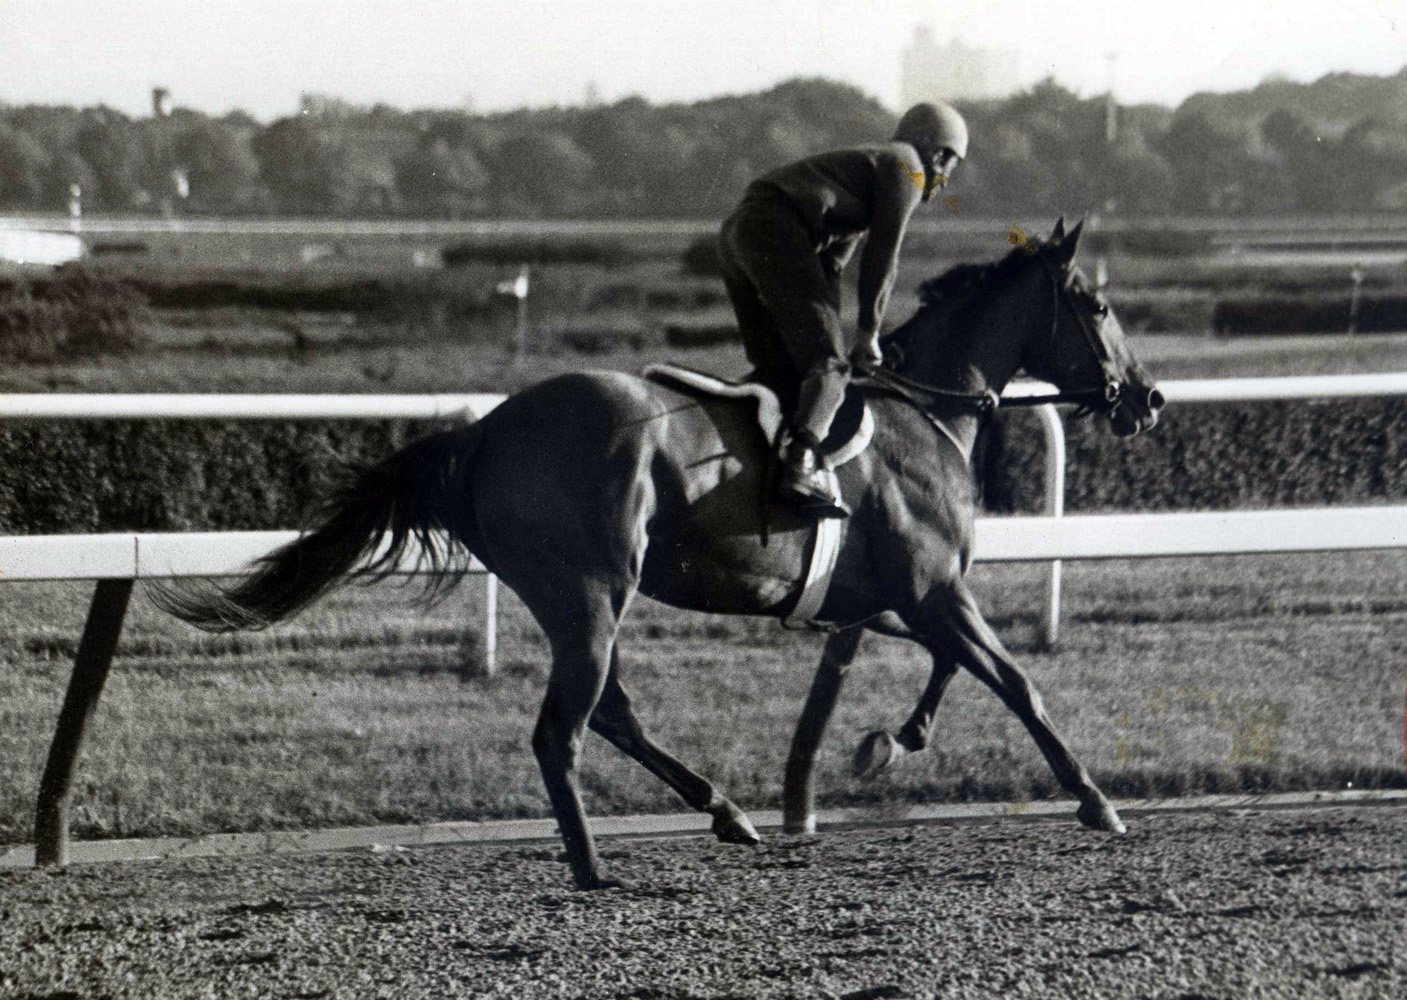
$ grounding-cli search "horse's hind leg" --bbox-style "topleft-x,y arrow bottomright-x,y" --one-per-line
782,627 -> 864,834
531,603 -> 620,890
589,651 -> 761,846
919,582 -> 1125,834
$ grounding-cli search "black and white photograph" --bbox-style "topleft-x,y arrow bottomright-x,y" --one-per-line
0,1 -> 1403,996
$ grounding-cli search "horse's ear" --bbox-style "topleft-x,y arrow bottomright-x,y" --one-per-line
1051,217 -> 1066,242
1051,219 -> 1084,265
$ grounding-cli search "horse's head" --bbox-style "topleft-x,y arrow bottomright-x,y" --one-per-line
883,219 -> 1162,436
1016,219 -> 1163,436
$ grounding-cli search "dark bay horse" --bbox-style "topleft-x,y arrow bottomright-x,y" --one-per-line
157,220 -> 1163,890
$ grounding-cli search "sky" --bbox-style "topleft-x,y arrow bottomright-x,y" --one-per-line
1,0 -> 1403,120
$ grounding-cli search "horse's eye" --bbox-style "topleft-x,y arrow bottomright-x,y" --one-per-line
1094,302 -> 1109,318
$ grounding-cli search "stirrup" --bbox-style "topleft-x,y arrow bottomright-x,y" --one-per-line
776,475 -> 851,519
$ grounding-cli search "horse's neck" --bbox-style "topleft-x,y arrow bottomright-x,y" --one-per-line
898,291 -> 1035,458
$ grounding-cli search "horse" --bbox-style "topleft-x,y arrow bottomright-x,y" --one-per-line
155,219 -> 1163,890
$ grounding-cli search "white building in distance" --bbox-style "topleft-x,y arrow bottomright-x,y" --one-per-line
901,26 -> 1021,104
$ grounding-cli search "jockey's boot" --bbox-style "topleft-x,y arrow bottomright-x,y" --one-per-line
777,435 -> 850,518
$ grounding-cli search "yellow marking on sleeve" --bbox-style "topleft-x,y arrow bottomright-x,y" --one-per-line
901,162 -> 926,191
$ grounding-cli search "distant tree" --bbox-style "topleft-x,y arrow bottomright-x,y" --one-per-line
487,127 -> 595,215
970,121 -> 1058,212
73,108 -> 156,209
1101,132 -> 1176,214
1337,116 -> 1407,210
252,117 -> 361,213
1159,108 -> 1259,212
572,97 -> 660,210
1260,108 -> 1337,211
395,136 -> 490,216
0,122 -> 51,208
172,118 -> 263,212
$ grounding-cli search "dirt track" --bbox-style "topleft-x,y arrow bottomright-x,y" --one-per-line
1,804 -> 1401,1000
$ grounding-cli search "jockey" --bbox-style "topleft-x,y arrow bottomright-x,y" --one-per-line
719,101 -> 968,518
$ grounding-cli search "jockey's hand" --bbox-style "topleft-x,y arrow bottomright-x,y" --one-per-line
850,334 -> 883,370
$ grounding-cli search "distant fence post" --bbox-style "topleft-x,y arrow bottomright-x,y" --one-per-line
497,265 -> 530,361
1348,265 -> 1364,335
1037,404 -> 1066,649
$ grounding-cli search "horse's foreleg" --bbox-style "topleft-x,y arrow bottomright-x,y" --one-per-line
925,582 -> 1125,834
853,655 -> 959,778
589,652 -> 761,846
782,627 -> 864,834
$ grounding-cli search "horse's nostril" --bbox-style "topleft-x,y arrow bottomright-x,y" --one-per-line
1147,387 -> 1165,411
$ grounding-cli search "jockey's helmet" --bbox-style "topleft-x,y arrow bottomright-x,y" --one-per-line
894,102 -> 968,198
894,101 -> 969,160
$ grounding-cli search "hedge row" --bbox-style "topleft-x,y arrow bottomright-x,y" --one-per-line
1211,292 -> 1407,335
980,397 -> 1407,514
0,421 -> 412,535
441,239 -> 636,268
1,399 -> 1403,536
0,268 -> 149,362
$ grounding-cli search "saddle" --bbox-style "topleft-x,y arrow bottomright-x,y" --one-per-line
642,363 -> 876,630
641,363 -> 875,469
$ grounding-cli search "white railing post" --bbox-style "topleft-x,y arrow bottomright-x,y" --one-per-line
484,574 -> 499,675
1036,403 -> 1066,649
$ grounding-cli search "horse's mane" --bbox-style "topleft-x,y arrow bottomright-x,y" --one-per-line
914,243 -> 1039,308
884,242 -> 1042,354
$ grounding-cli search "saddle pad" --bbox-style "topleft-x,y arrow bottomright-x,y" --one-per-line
642,363 -> 874,467
642,363 -> 786,443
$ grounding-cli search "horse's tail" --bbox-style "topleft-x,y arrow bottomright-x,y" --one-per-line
152,425 -> 482,633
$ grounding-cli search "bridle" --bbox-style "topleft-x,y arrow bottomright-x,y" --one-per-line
1031,254 -> 1125,416
864,253 -> 1125,418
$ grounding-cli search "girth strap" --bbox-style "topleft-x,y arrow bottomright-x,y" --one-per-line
783,503 -> 845,630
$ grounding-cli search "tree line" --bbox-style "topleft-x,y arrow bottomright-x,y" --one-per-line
2,70 -> 1404,219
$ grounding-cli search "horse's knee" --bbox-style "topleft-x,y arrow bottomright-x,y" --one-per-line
532,709 -> 585,770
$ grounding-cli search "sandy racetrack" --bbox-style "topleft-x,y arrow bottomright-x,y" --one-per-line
1,804 -> 1401,999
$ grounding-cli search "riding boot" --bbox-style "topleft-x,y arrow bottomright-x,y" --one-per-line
777,433 -> 850,518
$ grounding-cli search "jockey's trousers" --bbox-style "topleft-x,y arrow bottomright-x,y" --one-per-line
718,193 -> 850,447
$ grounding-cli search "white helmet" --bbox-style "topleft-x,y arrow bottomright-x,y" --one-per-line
894,102 -> 969,161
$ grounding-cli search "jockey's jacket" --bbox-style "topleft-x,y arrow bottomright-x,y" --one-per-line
744,141 -> 927,338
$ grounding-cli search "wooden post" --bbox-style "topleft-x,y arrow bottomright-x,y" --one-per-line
34,578 -> 134,867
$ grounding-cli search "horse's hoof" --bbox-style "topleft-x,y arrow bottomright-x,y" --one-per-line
575,873 -> 629,891
853,730 -> 902,777
1076,797 -> 1127,834
782,813 -> 817,836
711,804 -> 762,846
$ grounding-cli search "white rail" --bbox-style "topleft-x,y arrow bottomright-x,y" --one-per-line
1003,371 -> 1407,403
972,507 -> 1407,561
0,393 -> 502,420
4,372 -> 1407,420
4,510 -> 1402,583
